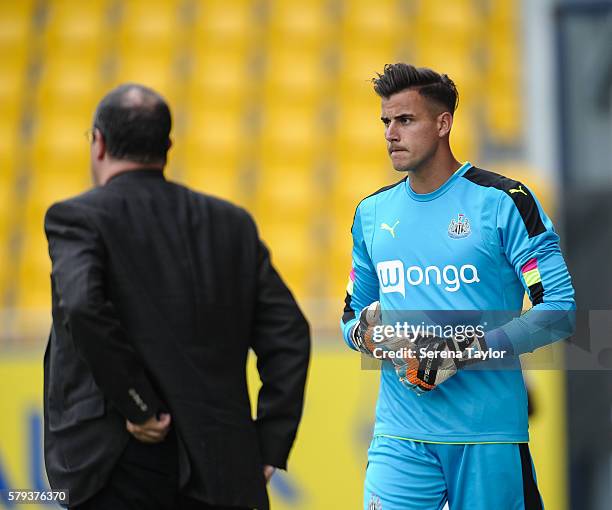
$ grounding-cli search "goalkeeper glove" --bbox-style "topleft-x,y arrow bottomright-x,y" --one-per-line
350,301 -> 381,355
350,301 -> 411,358
396,331 -> 488,395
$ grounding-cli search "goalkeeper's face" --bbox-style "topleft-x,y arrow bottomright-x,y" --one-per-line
381,89 -> 452,173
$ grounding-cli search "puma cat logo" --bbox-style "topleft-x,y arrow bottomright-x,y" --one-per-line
380,220 -> 400,238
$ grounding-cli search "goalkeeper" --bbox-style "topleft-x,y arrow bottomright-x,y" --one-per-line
340,64 -> 575,510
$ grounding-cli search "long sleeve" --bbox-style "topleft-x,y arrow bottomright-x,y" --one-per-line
45,201 -> 163,424
488,188 -> 576,355
250,239 -> 311,469
341,203 -> 380,349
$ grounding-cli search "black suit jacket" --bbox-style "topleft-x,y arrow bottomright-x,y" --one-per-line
43,169 -> 310,508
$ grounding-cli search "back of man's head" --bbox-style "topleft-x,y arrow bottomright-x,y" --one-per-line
93,83 -> 172,164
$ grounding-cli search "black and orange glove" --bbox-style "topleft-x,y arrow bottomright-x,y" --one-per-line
351,301 -> 410,358
396,331 -> 488,395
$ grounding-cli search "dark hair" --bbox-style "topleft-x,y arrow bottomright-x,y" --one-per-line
372,63 -> 459,114
93,83 -> 172,163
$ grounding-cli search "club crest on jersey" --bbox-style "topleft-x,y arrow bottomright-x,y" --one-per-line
448,213 -> 471,239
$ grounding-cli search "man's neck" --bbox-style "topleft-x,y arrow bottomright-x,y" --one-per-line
99,161 -> 164,186
408,153 -> 462,195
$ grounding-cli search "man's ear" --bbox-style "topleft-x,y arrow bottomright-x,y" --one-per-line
95,129 -> 106,161
437,112 -> 453,138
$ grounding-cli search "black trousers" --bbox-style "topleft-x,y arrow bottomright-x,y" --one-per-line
73,431 -> 250,510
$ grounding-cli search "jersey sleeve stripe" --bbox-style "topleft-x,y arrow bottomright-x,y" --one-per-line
343,268 -> 357,323
523,268 -> 541,287
342,291 -> 356,324
521,257 -> 538,273
527,282 -> 545,305
521,258 -> 544,303
346,276 -> 354,295
462,167 -> 547,238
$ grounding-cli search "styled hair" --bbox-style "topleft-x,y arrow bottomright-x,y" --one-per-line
372,63 -> 459,114
93,83 -> 172,164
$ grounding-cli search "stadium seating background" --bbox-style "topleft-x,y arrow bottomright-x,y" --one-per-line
0,1 -> 567,508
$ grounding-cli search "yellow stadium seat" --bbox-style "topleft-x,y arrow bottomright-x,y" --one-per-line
486,0 -> 517,29
0,0 -> 33,106
189,49 -> 250,103
333,100 -> 385,158
0,3 -> 29,133
483,21 -> 521,142
416,0 -> 480,35
115,1 -> 179,91
0,171 -> 16,248
259,104 -> 322,158
0,51 -> 28,117
487,26 -> 519,69
119,0 -> 178,44
257,222 -> 314,298
338,44 -> 396,90
185,104 -> 246,158
183,160 -> 243,193
332,159 -> 393,204
17,229 -> 52,309
449,110 -> 478,161
0,254 -> 7,307
263,48 -> 327,104
343,0 -> 399,41
256,163 -> 320,222
0,0 -> 34,48
267,0 -> 331,48
193,0 -> 255,50
485,92 -> 521,144
36,54 -> 103,110
114,55 -> 177,101
30,109 -> 92,201
329,247 -> 352,298
27,164 -> 89,213
44,0 -> 106,55
182,103 -> 245,201
20,195 -> 54,311
0,118 -> 19,173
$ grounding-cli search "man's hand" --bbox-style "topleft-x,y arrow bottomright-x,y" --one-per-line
352,302 -> 419,375
263,465 -> 276,484
352,302 -> 409,355
126,413 -> 172,443
351,301 -> 382,355
396,332 -> 488,395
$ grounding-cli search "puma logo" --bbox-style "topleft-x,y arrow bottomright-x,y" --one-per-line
380,220 -> 400,238
509,185 -> 528,196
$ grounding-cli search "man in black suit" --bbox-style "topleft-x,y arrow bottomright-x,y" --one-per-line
43,83 -> 310,510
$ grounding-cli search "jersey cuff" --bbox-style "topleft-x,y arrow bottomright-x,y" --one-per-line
341,317 -> 359,351
485,328 -> 514,356
499,317 -> 532,355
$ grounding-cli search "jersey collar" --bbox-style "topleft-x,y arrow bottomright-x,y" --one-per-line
405,161 -> 472,202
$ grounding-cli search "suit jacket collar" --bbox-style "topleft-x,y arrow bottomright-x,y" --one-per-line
106,168 -> 165,185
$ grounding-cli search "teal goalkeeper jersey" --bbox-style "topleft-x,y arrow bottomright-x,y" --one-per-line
341,162 -> 575,443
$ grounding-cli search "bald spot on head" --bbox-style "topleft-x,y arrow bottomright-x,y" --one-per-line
93,83 -> 172,164
117,84 -> 163,110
